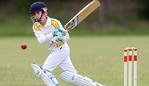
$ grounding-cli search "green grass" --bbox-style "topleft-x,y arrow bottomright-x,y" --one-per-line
0,36 -> 149,86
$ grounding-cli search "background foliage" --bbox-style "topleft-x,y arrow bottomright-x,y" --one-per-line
0,0 -> 149,36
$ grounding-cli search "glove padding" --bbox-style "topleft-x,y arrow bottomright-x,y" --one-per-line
51,28 -> 67,46
52,28 -> 66,37
51,35 -> 64,47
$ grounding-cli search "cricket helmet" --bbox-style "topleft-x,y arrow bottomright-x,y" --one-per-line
29,1 -> 47,14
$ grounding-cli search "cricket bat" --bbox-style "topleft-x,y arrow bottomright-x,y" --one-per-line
64,0 -> 100,31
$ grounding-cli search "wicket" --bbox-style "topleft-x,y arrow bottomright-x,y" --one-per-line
124,47 -> 138,86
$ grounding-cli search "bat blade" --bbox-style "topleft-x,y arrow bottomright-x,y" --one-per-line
64,0 -> 100,31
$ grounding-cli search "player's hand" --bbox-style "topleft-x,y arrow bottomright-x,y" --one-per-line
52,28 -> 66,37
51,36 -> 64,46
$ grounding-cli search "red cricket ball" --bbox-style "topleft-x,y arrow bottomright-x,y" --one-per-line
21,43 -> 27,50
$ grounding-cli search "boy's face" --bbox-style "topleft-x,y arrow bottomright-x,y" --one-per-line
32,11 -> 43,22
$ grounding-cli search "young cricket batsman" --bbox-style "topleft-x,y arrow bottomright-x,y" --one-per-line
30,1 -> 104,86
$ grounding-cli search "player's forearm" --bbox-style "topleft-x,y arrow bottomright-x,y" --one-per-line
35,32 -> 53,44
63,31 -> 70,41
35,33 -> 48,44
58,21 -> 70,41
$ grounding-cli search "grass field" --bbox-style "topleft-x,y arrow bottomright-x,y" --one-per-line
0,36 -> 149,86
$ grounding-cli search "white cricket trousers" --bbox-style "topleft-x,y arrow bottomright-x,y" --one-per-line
42,43 -> 77,73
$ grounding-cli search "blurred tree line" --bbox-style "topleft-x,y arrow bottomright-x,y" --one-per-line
0,0 -> 149,36
136,0 -> 149,19
0,0 -> 149,19
0,0 -> 148,18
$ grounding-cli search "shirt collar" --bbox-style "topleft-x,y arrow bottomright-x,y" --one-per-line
41,16 -> 51,27
40,17 -> 51,27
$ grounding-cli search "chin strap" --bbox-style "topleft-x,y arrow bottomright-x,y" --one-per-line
31,14 -> 43,23
31,9 -> 45,23
31,7 -> 48,23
